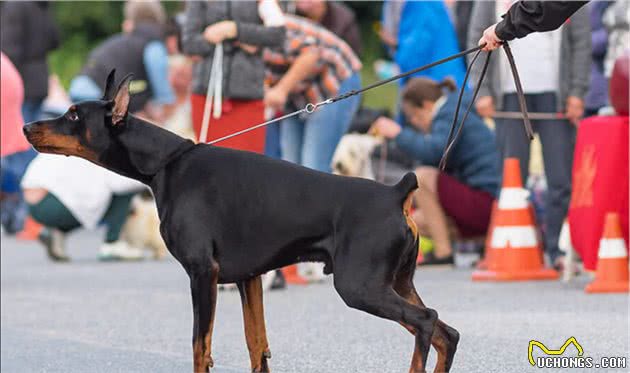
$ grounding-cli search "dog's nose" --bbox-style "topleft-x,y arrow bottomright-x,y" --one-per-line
23,124 -> 32,136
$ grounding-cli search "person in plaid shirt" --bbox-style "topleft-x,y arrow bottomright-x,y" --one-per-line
263,14 -> 362,173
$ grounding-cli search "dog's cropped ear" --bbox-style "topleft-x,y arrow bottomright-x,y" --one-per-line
102,69 -> 117,101
110,73 -> 133,126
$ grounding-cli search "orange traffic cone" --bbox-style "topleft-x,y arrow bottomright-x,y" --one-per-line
473,158 -> 558,281
585,213 -> 629,293
282,265 -> 308,285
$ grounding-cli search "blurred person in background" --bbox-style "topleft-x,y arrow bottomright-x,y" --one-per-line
370,77 -> 499,265
68,0 -> 175,123
21,155 -> 146,262
0,1 -> 60,123
295,0 -> 362,56
585,1 -> 613,117
603,0 -> 630,78
468,1 -> 591,270
163,55 -> 196,141
264,14 -> 362,174
0,1 -> 59,123
379,0 -> 466,88
182,0 -> 285,152
1,53 -> 37,234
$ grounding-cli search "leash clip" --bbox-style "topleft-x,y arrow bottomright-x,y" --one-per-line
305,99 -> 333,114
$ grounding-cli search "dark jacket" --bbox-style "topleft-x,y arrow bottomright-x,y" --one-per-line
0,1 -> 59,100
80,23 -> 163,113
298,2 -> 362,56
495,1 -> 589,40
395,92 -> 499,197
182,1 -> 285,99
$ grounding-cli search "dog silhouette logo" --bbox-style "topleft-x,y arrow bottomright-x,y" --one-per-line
528,337 -> 584,366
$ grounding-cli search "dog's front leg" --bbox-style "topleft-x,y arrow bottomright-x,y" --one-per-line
237,276 -> 271,373
189,261 -> 219,373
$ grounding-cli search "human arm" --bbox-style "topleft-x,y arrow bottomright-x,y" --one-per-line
264,48 -> 319,110
142,42 -> 176,122
468,1 -> 497,115
395,118 -> 450,166
565,7 -> 592,125
181,1 -> 215,56
495,1 -> 589,41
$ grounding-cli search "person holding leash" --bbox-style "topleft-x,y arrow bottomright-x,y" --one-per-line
472,1 -> 591,270
182,0 -> 285,151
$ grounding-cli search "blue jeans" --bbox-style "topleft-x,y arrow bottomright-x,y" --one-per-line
280,73 -> 361,172
1,148 -> 37,233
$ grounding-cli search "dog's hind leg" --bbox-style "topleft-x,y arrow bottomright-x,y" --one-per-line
333,258 -> 438,373
237,276 -> 272,373
393,256 -> 460,373
189,260 -> 219,373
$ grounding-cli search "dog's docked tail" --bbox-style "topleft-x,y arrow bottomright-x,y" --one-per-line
395,172 -> 419,239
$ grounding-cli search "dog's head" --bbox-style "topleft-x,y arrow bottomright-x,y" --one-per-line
331,133 -> 382,178
23,70 -> 132,163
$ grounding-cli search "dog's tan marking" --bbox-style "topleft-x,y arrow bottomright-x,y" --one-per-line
403,190 -> 419,239
240,276 -> 271,372
28,126 -> 98,162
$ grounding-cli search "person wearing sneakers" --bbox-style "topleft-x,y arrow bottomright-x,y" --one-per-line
21,154 -> 145,262
370,77 -> 499,265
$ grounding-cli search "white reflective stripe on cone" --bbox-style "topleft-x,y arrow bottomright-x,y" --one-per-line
498,188 -> 530,210
491,226 -> 538,248
598,238 -> 629,259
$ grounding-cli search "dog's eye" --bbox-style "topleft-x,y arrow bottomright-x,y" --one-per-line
66,111 -> 79,122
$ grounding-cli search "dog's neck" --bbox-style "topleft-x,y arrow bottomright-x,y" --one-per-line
99,115 -> 195,184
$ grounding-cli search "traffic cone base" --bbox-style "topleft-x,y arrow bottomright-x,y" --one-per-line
473,248 -> 558,281
585,281 -> 629,293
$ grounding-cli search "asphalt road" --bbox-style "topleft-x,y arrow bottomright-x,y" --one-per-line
1,230 -> 628,373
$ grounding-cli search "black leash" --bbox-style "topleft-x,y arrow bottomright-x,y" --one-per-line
209,42 -> 533,171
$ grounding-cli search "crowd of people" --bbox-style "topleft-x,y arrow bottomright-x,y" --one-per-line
1,1 -> 628,286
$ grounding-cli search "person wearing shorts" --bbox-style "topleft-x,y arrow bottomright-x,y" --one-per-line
370,77 -> 499,265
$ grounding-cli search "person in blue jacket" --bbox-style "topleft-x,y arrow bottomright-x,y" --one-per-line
381,0 -> 466,87
371,77 -> 499,265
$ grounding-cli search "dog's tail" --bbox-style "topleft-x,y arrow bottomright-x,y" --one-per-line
395,172 -> 419,240
394,172 -> 419,198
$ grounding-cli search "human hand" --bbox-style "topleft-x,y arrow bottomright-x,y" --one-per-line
369,116 -> 401,139
478,23 -> 502,51
203,21 -> 237,44
264,86 -> 288,111
565,96 -> 584,126
475,96 -> 496,118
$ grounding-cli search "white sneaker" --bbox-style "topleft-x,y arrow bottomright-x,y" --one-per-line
98,241 -> 144,261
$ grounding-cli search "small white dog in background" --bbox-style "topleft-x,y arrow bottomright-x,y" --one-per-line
331,133 -> 383,180
120,195 -> 168,259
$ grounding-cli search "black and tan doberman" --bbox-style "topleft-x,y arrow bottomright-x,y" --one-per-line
23,70 -> 459,373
